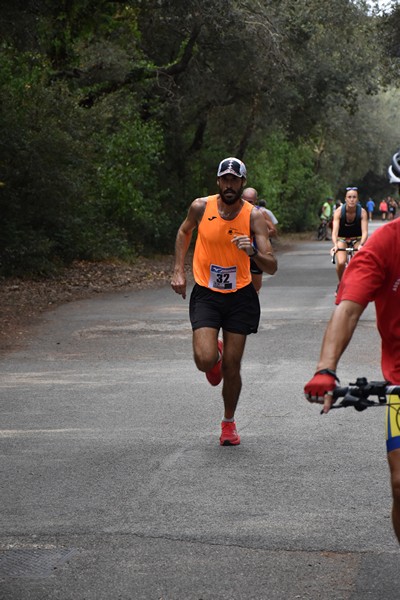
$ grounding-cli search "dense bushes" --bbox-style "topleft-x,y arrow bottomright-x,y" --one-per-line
0,53 -> 93,275
247,133 -> 331,232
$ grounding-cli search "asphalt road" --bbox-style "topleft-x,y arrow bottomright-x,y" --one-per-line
1,221 -> 399,599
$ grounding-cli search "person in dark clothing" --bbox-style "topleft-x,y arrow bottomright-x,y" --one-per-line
331,187 -> 368,283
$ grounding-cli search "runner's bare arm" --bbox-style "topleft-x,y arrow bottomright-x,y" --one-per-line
171,198 -> 206,299
231,209 -> 277,275
314,300 -> 365,412
260,208 -> 278,237
251,210 -> 277,274
264,214 -> 277,237
331,207 -> 340,249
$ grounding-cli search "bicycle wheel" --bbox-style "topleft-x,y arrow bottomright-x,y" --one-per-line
317,222 -> 326,241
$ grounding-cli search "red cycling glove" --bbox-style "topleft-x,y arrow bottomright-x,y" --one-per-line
304,369 -> 339,401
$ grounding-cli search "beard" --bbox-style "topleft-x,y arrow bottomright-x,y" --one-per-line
219,186 -> 243,205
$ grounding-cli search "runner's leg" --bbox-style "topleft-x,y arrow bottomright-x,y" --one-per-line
193,327 -> 220,372
220,331 -> 247,419
387,448 -> 400,543
335,241 -> 347,281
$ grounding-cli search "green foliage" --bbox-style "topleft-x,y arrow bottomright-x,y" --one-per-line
378,2 -> 400,86
94,112 -> 170,256
1,1 -> 400,275
0,50 -> 95,275
247,132 -> 331,232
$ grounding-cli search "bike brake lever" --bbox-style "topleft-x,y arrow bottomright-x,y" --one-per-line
334,395 -> 376,411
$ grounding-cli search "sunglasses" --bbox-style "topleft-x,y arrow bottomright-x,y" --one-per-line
346,187 -> 358,191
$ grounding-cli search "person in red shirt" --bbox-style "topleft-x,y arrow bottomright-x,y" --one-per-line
304,219 -> 400,543
171,157 -> 277,446
379,198 -> 389,220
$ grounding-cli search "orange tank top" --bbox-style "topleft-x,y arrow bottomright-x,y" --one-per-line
193,195 -> 252,293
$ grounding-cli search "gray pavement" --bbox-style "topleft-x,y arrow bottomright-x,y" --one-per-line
1,221 -> 399,599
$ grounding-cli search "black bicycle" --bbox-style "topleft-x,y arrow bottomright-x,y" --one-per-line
317,219 -> 331,241
328,377 -> 400,413
331,238 -> 358,265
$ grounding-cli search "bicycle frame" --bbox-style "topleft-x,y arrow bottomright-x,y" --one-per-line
317,219 -> 332,241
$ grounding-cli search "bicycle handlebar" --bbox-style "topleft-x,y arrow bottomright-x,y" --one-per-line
331,246 -> 358,265
330,377 -> 400,411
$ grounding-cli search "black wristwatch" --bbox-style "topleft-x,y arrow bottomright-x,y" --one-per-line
315,368 -> 340,382
248,246 -> 258,258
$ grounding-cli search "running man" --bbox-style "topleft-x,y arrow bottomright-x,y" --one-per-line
331,187 -> 368,283
171,157 -> 277,445
242,187 -> 277,293
304,218 -> 400,544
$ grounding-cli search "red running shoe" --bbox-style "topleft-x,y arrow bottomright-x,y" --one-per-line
206,339 -> 223,386
220,421 -> 240,446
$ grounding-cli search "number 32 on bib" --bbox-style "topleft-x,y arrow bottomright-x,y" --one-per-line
209,264 -> 237,291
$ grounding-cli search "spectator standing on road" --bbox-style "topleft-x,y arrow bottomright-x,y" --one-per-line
331,187 -> 368,283
379,198 -> 389,220
388,197 -> 398,221
366,197 -> 375,222
242,187 -> 277,293
304,218 -> 400,544
171,158 -> 277,446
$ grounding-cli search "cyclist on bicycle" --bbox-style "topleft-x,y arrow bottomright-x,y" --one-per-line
331,187 -> 368,283
304,218 -> 400,544
320,197 -> 334,221
318,197 -> 334,240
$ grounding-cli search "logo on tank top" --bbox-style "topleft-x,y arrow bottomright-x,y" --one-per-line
228,228 -> 246,236
208,216 -> 217,221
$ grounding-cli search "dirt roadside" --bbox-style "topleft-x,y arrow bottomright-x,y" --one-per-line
0,255 -> 176,356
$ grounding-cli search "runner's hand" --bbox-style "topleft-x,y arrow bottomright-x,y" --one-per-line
231,235 -> 254,255
304,373 -> 337,413
171,272 -> 187,299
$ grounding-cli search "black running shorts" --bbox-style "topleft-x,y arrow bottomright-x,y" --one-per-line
189,283 -> 260,335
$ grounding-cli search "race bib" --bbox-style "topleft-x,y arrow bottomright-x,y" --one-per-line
208,264 -> 237,291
